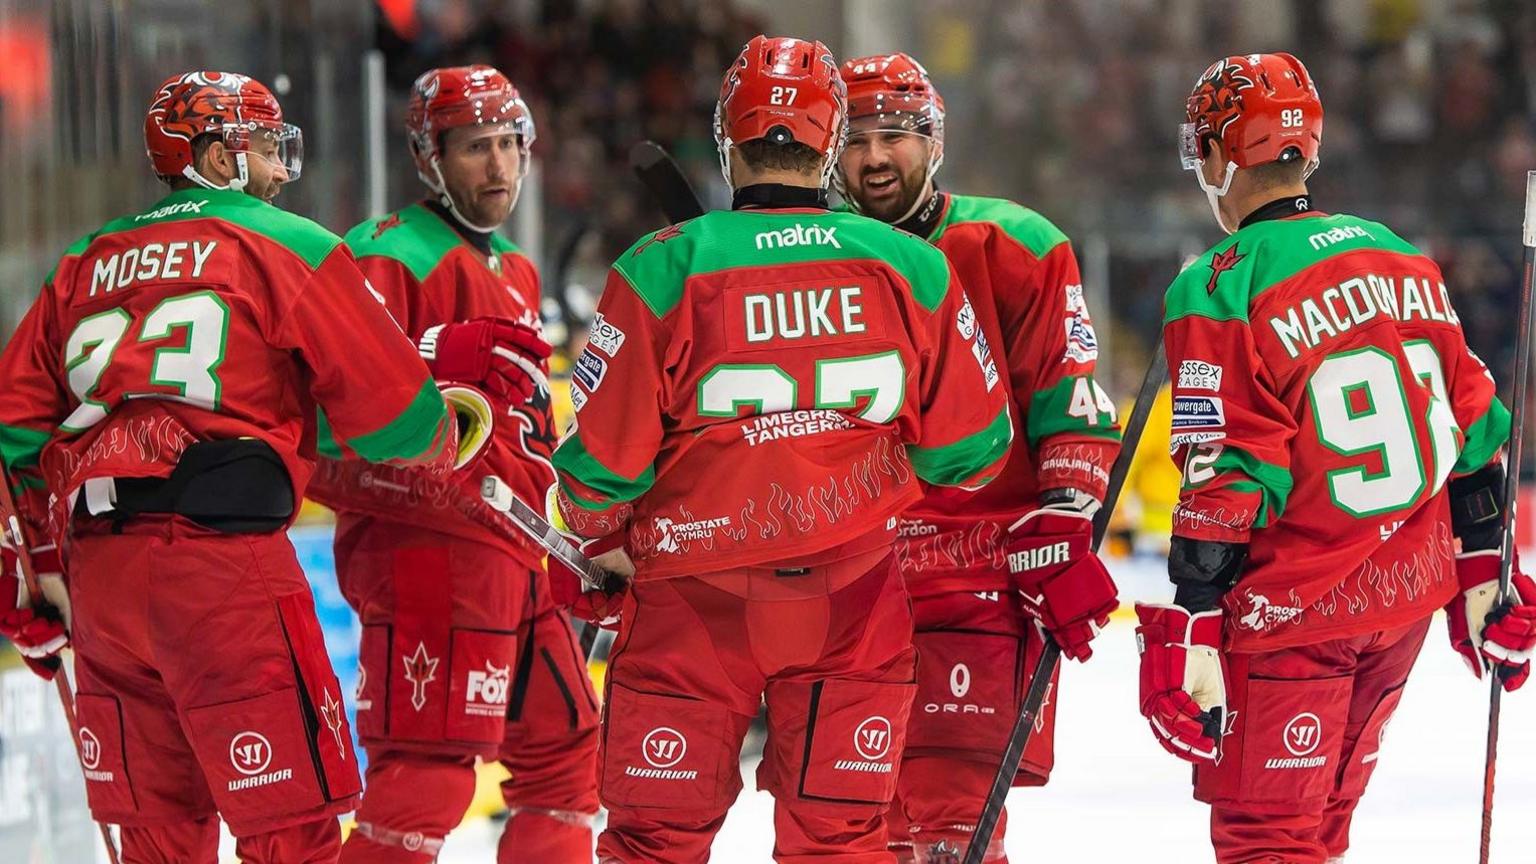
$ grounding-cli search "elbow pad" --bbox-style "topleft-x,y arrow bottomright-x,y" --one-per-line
1450,461 -> 1505,553
1169,535 -> 1248,613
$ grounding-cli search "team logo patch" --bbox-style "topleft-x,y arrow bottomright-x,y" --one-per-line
588,312 -> 626,357
402,642 -> 440,712
1205,245 -> 1245,295
1177,360 -> 1223,391
572,348 -> 608,393
1171,395 -> 1225,430
1063,285 -> 1099,363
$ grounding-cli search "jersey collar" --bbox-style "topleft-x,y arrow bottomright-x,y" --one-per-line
895,188 -> 948,239
732,183 -> 828,211
1239,194 -> 1320,229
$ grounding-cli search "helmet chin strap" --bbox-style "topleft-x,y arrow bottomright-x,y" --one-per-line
182,151 -> 250,193
1196,160 -> 1240,235
429,159 -> 512,233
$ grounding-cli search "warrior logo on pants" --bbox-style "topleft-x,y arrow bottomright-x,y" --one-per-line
230,731 -> 273,775
79,727 -> 102,770
1283,713 -> 1322,757
854,716 -> 892,760
642,727 -> 687,769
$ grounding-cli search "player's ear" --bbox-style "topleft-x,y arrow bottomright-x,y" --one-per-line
198,138 -> 233,184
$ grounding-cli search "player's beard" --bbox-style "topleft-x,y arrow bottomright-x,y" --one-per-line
856,160 -> 931,224
446,182 -> 516,231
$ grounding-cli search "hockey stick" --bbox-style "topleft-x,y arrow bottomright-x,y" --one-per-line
1479,170 -> 1536,864
963,337 -> 1168,864
480,476 -> 619,658
629,140 -> 707,223
0,470 -> 122,863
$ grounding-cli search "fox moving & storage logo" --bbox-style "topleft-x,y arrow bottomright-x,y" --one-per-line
625,727 -> 698,781
1265,712 -> 1327,770
465,661 -> 512,717
228,731 -> 293,791
835,716 -> 895,774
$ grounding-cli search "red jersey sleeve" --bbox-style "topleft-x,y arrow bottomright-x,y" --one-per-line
275,248 -> 453,468
997,239 -> 1119,498
909,262 -> 1014,489
0,283 -> 70,536
551,268 -> 667,539
1164,312 -> 1297,544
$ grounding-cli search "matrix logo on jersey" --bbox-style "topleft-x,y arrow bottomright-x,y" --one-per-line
588,312 -> 626,357
228,731 -> 293,791
1172,395 -> 1225,430
1063,285 -> 1099,363
1266,713 -> 1327,770
1177,360 -> 1223,391
464,661 -> 511,717
754,223 -> 840,251
573,348 -> 608,393
625,727 -> 697,780
1308,224 -> 1372,251
835,716 -> 895,774
653,515 -> 732,553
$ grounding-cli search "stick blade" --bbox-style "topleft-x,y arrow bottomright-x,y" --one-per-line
629,140 -> 706,223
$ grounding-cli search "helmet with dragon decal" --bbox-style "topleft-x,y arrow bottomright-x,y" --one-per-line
407,65 -> 537,232
835,52 -> 946,223
1180,53 -> 1323,233
145,71 -> 302,195
714,35 -> 847,189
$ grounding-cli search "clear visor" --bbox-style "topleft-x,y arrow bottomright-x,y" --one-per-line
223,120 -> 304,181
1178,122 -> 1201,170
847,92 -> 939,138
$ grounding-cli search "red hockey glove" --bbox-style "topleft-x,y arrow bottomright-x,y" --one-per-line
0,540 -> 69,680
1005,507 -> 1118,661
1135,603 -> 1227,763
1448,550 -> 1536,691
419,317 -> 551,405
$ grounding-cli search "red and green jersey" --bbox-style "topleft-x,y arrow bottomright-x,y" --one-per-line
895,194 -> 1121,582
0,187 -> 454,539
1164,206 -> 1508,651
552,204 -> 1014,580
307,201 -> 551,566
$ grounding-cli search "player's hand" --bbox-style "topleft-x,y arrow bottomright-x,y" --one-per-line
1135,602 -> 1227,763
549,532 -> 630,630
0,540 -> 69,680
1448,550 -> 1536,691
1005,504 -> 1118,661
419,317 -> 551,405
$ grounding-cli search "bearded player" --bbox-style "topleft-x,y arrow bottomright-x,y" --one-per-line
305,66 -> 599,863
548,36 -> 1013,862
0,71 -> 466,863
1135,53 -> 1536,863
835,53 -> 1122,863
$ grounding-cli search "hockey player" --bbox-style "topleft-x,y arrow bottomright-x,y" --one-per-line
835,53 -> 1122,863
305,66 -> 600,863
548,36 -> 1013,863
1136,53 -> 1536,863
0,71 -> 467,863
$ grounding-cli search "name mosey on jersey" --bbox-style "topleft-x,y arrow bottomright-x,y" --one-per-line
1269,273 -> 1458,359
89,240 -> 219,297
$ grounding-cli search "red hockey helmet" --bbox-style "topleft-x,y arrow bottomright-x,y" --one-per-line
145,71 -> 302,191
1180,53 -> 1322,173
406,65 -> 536,230
714,35 -> 847,186
841,53 -> 945,141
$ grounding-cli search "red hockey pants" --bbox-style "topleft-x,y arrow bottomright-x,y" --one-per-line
1195,615 -> 1431,863
67,515 -> 360,863
333,519 -> 599,863
596,549 -> 918,863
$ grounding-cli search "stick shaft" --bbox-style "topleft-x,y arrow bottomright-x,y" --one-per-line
1479,171 -> 1536,864
964,336 -> 1168,864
